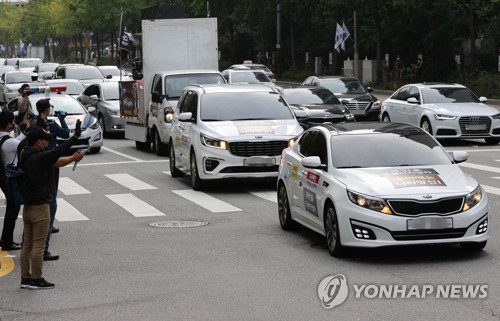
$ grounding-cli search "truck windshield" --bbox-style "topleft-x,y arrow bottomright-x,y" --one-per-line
165,74 -> 225,100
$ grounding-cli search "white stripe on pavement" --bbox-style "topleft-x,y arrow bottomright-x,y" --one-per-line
55,198 -> 89,221
101,146 -> 144,162
106,193 -> 165,217
173,190 -> 242,213
163,171 -> 171,176
482,185 -> 500,196
105,173 -> 157,190
458,162 -> 500,174
248,191 -> 277,203
58,177 -> 91,195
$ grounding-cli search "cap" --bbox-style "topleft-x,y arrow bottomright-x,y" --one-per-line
27,126 -> 51,146
36,98 -> 51,112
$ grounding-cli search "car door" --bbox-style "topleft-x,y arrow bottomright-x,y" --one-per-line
176,90 -> 198,168
405,86 -> 422,125
388,86 -> 412,123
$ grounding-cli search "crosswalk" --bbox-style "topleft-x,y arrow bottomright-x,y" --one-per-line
0,160 -> 499,224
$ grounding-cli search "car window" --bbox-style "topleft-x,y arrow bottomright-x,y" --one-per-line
394,87 -> 411,101
298,131 -> 315,157
6,72 -> 32,83
421,87 -> 480,104
299,131 -> 327,164
200,91 -> 294,121
102,86 -> 119,100
179,91 -> 196,114
408,86 -> 420,100
66,67 -> 104,80
30,96 -> 86,115
284,88 -> 341,106
38,64 -> 59,72
152,75 -> 162,94
165,74 -> 225,100
19,59 -> 42,68
331,130 -> 451,168
47,81 -> 85,95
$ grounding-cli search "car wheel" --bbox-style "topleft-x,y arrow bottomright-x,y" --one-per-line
2,94 -> 6,105
277,183 -> 300,231
190,151 -> 204,191
420,118 -> 433,135
150,127 -> 157,154
382,113 -> 391,122
98,115 -> 108,138
484,137 -> 500,145
89,147 -> 101,153
169,141 -> 184,178
155,129 -> 168,156
324,203 -> 344,257
460,241 -> 487,251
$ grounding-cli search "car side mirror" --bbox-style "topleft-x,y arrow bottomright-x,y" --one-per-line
450,151 -> 468,163
341,99 -> 349,105
178,112 -> 194,122
87,106 -> 96,114
152,91 -> 163,103
106,74 -> 113,79
407,97 -> 420,104
479,96 -> 487,103
366,87 -> 374,92
293,109 -> 308,121
301,156 -> 326,170
89,94 -> 100,102
78,95 -> 91,105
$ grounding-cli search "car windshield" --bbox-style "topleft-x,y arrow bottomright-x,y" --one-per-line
319,79 -> 367,95
5,59 -> 17,66
66,67 -> 105,80
165,73 -> 225,99
421,87 -> 480,104
102,86 -> 119,100
99,67 -> 125,77
30,96 -> 86,115
231,72 -> 271,83
200,91 -> 294,121
20,59 -> 42,68
331,131 -> 451,168
284,88 -> 341,107
6,72 -> 32,83
38,64 -> 59,72
46,81 -> 85,95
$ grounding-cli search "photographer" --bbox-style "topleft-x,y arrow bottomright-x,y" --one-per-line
15,84 -> 35,133
35,98 -> 70,261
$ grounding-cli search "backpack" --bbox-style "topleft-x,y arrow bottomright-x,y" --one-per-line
3,145 -> 33,206
0,135 -> 11,191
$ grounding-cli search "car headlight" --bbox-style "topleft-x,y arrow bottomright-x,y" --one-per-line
462,185 -> 482,211
89,119 -> 99,130
345,113 -> 355,121
434,114 -> 457,120
109,109 -> 120,116
347,190 -> 392,215
492,113 -> 500,119
200,134 -> 228,150
371,100 -> 381,110
288,136 -> 299,147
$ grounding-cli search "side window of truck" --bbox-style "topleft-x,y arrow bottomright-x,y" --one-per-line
152,75 -> 162,95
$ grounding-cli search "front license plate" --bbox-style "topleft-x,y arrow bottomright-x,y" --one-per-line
407,217 -> 453,230
244,156 -> 276,167
466,123 -> 486,130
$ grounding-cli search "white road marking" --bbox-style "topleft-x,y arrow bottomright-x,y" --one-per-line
459,162 -> 500,174
248,191 -> 277,203
482,185 -> 500,196
163,171 -> 171,176
58,177 -> 91,195
101,146 -> 144,161
55,198 -> 89,221
445,149 -> 500,153
173,190 -> 242,212
105,173 -> 157,190
74,160 -> 169,167
106,193 -> 165,217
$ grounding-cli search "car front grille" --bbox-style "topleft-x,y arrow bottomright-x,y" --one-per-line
387,197 -> 464,216
459,116 -> 491,135
391,228 -> 467,241
344,101 -> 370,111
307,117 -> 346,124
229,141 -> 288,157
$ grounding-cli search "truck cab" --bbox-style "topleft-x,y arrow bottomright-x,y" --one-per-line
147,69 -> 226,155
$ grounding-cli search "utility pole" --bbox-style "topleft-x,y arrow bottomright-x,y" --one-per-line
276,2 -> 281,77
353,11 -> 360,79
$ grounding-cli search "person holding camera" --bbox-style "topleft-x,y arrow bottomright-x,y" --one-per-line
35,98 -> 70,261
19,121 -> 84,289
15,84 -> 35,133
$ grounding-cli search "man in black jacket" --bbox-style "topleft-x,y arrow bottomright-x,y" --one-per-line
19,122 -> 83,290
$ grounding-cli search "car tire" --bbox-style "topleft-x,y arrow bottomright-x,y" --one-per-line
155,129 -> 168,156
98,115 -> 108,138
324,203 -> 344,257
190,151 -> 204,191
277,183 -> 300,231
382,113 -> 391,122
420,118 -> 432,135
460,241 -> 487,252
484,137 -> 500,145
169,141 -> 184,178
150,127 -> 157,154
135,141 -> 148,151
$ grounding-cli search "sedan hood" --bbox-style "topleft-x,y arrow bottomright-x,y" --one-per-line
49,113 -> 95,130
426,103 -> 499,116
291,103 -> 348,116
335,165 -> 478,197
334,93 -> 376,102
201,119 -> 303,140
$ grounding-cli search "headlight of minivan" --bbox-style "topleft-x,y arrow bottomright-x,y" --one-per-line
200,134 -> 228,150
347,190 -> 392,215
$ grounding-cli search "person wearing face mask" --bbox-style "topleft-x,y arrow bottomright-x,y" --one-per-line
14,84 -> 35,133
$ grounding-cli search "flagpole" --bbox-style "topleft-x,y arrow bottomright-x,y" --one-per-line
119,9 -> 123,81
353,11 -> 359,79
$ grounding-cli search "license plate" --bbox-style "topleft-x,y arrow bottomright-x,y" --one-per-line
244,156 -> 276,167
407,217 -> 453,230
466,123 -> 486,130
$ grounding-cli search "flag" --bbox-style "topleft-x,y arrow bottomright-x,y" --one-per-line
341,21 -> 350,51
334,23 -> 343,53
118,11 -> 129,51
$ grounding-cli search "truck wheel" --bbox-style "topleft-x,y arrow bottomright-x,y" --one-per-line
190,151 -> 205,191
169,142 -> 184,178
155,129 -> 168,156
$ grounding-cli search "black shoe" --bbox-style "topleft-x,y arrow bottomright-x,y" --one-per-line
43,252 -> 59,261
29,278 -> 55,290
51,227 -> 59,234
2,243 -> 22,251
21,278 -> 32,289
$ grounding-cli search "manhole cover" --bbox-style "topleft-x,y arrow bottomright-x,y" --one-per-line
149,220 -> 209,228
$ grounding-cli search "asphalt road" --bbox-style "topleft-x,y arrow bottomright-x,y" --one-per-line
0,136 -> 499,321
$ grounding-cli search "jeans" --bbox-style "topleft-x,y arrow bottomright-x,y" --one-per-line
20,203 -> 50,280
0,185 -> 21,247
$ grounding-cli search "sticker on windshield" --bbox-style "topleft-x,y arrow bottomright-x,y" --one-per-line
382,168 -> 446,188
235,121 -> 275,135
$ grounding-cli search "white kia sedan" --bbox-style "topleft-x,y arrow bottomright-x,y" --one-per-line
169,84 -> 304,190
277,122 -> 489,257
380,83 -> 500,145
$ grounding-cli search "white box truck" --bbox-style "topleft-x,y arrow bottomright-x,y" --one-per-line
122,18 -> 222,155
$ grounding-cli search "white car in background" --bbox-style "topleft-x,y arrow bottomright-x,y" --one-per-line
380,83 -> 500,145
277,122 -> 489,257
97,65 -> 132,81
0,71 -> 36,104
17,58 -> 43,73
